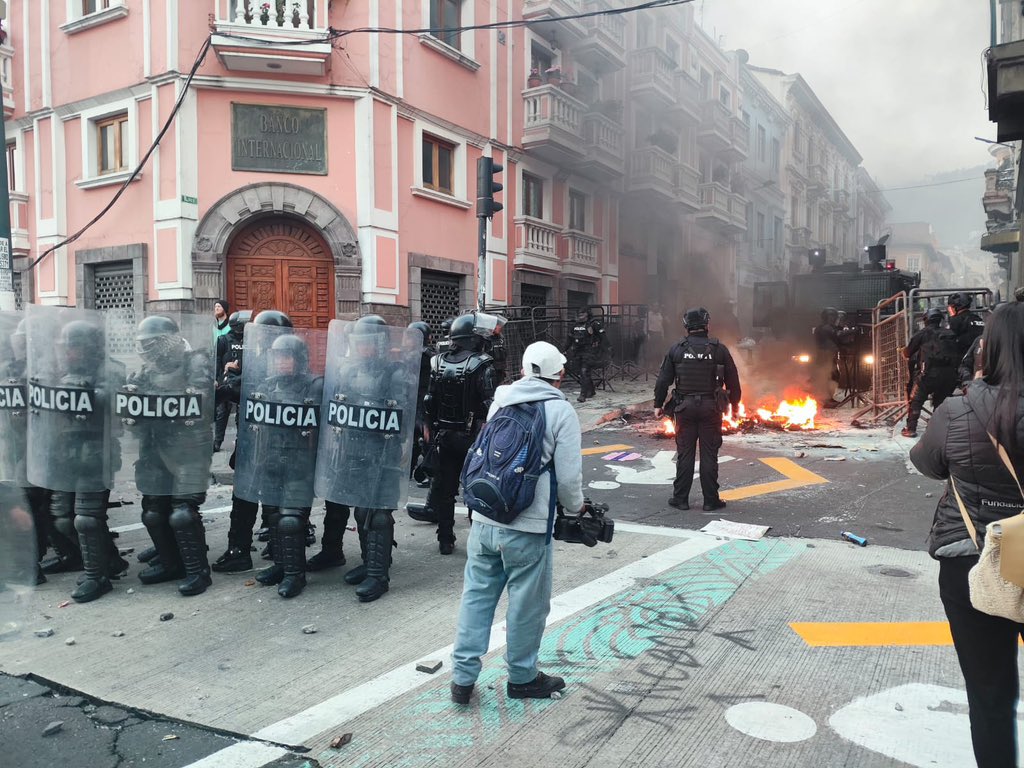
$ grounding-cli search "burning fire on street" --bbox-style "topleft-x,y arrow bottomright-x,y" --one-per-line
658,396 -> 819,436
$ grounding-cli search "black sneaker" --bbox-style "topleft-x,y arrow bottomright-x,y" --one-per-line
507,671 -> 565,700
211,547 -> 253,573
702,499 -> 727,512
450,682 -> 474,705
667,497 -> 689,510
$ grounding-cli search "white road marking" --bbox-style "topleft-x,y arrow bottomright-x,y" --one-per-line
183,742 -> 289,768
185,528 -> 728,764
725,701 -> 817,742
604,452 -> 736,485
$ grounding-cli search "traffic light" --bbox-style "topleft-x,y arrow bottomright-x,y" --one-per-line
476,156 -> 503,219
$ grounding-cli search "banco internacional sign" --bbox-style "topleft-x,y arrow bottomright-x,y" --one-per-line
231,103 -> 328,176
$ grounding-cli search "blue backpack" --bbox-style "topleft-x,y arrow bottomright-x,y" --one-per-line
461,398 -> 555,524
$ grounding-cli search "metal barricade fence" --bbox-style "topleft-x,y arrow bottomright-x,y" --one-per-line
852,292 -> 910,426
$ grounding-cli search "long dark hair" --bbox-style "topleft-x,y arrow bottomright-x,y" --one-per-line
982,302 -> 1024,450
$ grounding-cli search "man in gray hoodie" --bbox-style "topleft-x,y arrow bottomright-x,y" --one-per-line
450,341 -> 585,705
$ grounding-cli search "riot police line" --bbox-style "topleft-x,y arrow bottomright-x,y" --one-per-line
0,304 -> 507,606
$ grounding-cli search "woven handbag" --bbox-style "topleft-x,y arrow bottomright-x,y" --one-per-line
950,433 -> 1024,622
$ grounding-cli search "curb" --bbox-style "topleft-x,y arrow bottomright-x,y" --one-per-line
587,398 -> 654,432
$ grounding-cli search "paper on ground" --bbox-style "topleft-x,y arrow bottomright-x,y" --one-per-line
700,519 -> 771,540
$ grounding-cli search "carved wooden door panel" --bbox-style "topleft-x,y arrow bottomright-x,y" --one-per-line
226,218 -> 335,330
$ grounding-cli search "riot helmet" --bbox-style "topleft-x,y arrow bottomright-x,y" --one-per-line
58,320 -> 104,376
683,307 -> 711,331
407,321 -> 432,348
10,318 -> 26,363
269,334 -> 309,376
253,310 -> 293,327
450,312 -> 483,352
351,314 -> 388,359
925,308 -> 944,326
820,307 -> 839,325
136,315 -> 185,372
576,307 -> 592,322
441,317 -> 454,337
947,292 -> 972,312
228,310 -> 252,336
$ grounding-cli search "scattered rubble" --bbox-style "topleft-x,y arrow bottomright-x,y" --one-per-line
64,638 -> 76,646
34,628 -> 55,638
302,624 -> 317,634
329,733 -> 353,749
42,721 -> 64,737
112,630 -> 125,638
159,612 -> 174,622
415,660 -> 443,674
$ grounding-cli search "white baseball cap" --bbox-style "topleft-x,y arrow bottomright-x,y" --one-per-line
522,341 -> 567,381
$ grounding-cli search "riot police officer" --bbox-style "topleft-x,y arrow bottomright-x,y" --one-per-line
947,292 -> 985,363
27,310 -> 123,603
811,307 -> 854,407
414,312 -> 498,554
239,331 -> 324,598
213,309 -> 249,452
566,307 -> 609,403
654,308 -> 741,512
407,321 -> 434,487
122,316 -> 215,596
901,308 -> 960,438
315,315 -> 418,602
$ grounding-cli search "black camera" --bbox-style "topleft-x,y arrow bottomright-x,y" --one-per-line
553,499 -> 614,547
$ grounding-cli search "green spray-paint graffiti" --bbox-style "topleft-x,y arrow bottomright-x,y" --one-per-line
325,539 -> 800,768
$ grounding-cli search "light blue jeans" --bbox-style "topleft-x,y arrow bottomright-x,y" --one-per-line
451,520 -> 554,686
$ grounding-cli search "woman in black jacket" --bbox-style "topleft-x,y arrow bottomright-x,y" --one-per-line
911,301 -> 1024,768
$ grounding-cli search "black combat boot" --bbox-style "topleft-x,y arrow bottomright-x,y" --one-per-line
170,505 -> 212,597
343,511 -> 370,585
139,506 -> 185,585
256,527 -> 285,586
71,515 -> 112,604
42,506 -> 83,574
276,513 -> 308,599
355,510 -> 394,603
308,503 -> 347,571
213,496 -> 259,573
136,546 -> 158,563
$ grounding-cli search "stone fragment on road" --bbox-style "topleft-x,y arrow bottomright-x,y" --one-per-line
415,660 -> 443,674
112,630 -> 125,637
64,637 -> 76,646
159,612 -> 174,622
34,628 -> 55,638
329,733 -> 353,749
42,721 -> 64,736
302,624 -> 317,634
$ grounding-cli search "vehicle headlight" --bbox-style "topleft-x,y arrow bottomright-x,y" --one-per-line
863,355 -> 874,366
792,354 -> 811,364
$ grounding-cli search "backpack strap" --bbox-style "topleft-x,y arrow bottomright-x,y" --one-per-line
988,431 -> 1024,503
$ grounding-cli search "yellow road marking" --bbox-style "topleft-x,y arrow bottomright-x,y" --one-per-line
582,444 -> 634,456
790,622 -> 954,647
720,457 -> 829,501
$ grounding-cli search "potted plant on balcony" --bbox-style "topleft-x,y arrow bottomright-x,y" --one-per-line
259,2 -> 272,25
527,68 -> 542,88
545,67 -> 562,87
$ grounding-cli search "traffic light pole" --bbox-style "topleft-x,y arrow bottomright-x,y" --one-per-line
0,73 -> 14,312
475,155 -> 503,312
477,215 -> 487,311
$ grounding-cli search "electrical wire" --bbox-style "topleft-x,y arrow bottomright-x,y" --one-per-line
20,36 -> 213,274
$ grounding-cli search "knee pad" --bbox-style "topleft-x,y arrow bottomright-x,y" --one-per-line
50,492 -> 75,520
367,509 -> 394,532
278,511 -> 307,536
169,504 -> 200,531
74,514 -> 104,535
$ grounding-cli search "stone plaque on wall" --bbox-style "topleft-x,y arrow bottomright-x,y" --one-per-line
231,103 -> 327,175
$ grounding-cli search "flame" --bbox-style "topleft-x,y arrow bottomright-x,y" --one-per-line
662,418 -> 676,436
723,397 -> 818,432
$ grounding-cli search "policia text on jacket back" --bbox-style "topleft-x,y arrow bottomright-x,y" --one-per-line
653,308 -> 741,512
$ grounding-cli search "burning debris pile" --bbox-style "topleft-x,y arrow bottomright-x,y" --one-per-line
655,396 -> 819,437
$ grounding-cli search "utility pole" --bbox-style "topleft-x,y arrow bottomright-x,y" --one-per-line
0,0 -> 13,312
475,155 -> 503,310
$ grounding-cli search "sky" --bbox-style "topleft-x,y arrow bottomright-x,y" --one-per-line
697,0 -> 997,188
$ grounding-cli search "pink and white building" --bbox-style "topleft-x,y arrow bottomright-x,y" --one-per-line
2,1 -> 773,331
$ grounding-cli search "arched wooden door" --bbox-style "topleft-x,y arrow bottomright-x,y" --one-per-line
226,217 -> 335,329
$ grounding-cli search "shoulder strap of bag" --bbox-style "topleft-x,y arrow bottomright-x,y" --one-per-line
987,431 -> 1024,504
949,476 -> 979,548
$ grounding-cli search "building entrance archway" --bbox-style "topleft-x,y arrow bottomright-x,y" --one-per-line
226,217 -> 334,329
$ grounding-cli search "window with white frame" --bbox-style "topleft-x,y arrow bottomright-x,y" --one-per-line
569,190 -> 587,231
422,133 -> 455,195
82,0 -> 114,13
97,113 -> 129,175
429,0 -> 462,49
522,173 -> 544,219
6,142 -> 15,191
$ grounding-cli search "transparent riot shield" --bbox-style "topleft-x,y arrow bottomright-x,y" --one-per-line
234,324 -> 326,508
315,320 -> 419,510
111,313 -> 215,497
0,311 -> 27,485
0,484 -> 35,641
26,305 -> 117,493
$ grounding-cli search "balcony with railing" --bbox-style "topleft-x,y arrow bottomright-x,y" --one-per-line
629,47 -> 677,110
522,0 -> 587,44
522,85 -> 587,165
832,188 -> 850,211
675,141 -> 700,211
0,43 -> 12,118
806,163 -> 828,196
514,216 -> 564,272
575,0 -> 627,72
213,0 -> 331,75
9,190 -> 30,255
789,226 -> 812,248
627,145 -> 677,203
578,112 -> 625,180
671,70 -> 702,123
729,191 -> 748,232
724,117 -> 749,160
561,230 -> 602,277
696,182 -> 731,230
697,100 -> 733,154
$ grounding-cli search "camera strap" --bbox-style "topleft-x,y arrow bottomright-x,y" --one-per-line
544,464 -> 558,544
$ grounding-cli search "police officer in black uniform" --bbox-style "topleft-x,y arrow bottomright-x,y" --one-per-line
407,321 -> 434,486
655,307 -> 741,512
418,312 -> 498,554
212,309 -> 297,573
124,316 -> 214,596
213,310 -> 248,452
901,308 -> 960,438
811,307 -> 855,407
567,307 -> 609,403
947,292 -> 985,364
